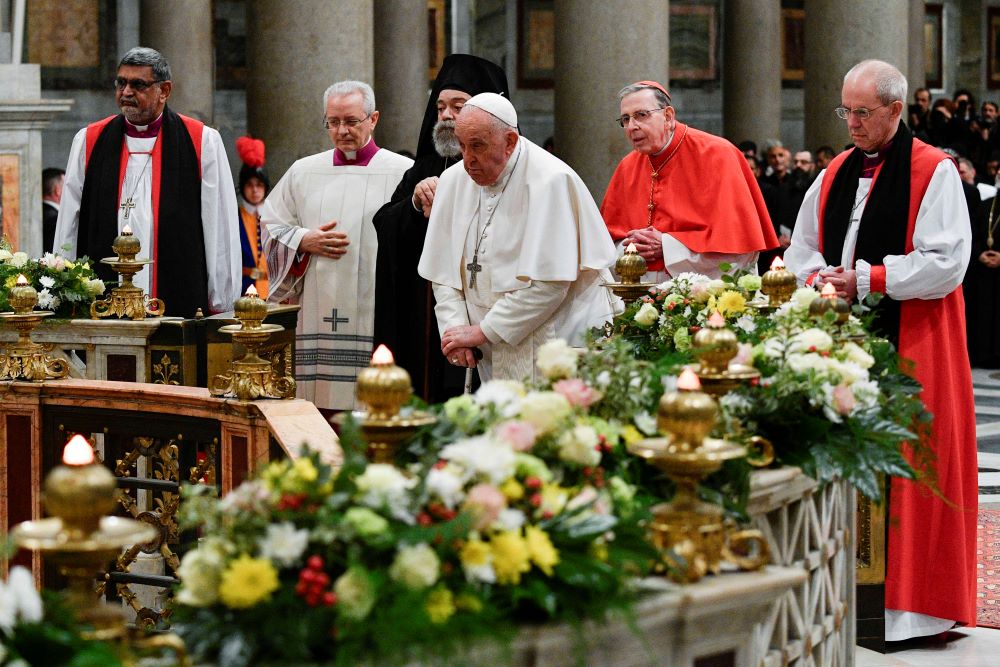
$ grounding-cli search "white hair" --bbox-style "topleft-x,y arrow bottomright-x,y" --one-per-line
322,80 -> 375,114
458,104 -> 517,137
844,60 -> 907,105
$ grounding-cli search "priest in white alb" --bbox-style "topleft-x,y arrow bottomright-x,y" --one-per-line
54,47 -> 240,317
418,93 -> 620,382
260,80 -> 412,412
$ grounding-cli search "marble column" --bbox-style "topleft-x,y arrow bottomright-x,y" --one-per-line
246,1 -> 373,179
374,0 -> 429,155
955,0 -> 982,98
908,0 -> 925,92
554,0 -> 670,199
723,0 -> 782,145
804,0 -> 908,153
140,0 -> 214,123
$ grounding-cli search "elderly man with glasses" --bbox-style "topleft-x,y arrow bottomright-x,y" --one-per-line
786,59 -> 976,644
260,80 -> 412,414
53,46 -> 241,317
601,80 -> 777,282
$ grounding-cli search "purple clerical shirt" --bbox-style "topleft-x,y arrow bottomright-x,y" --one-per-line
333,139 -> 379,167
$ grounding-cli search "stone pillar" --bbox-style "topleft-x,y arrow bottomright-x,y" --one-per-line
908,0 -> 925,92
554,0 -> 669,199
140,0 -> 214,123
955,0 -> 982,97
723,0 -> 781,145
374,0 -> 429,154
247,1 -> 373,179
804,0 -> 908,153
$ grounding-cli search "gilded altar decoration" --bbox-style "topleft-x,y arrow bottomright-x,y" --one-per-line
605,242 -> 657,305
810,282 -> 852,325
211,286 -> 295,401
334,344 -> 436,463
90,225 -> 166,320
691,310 -> 761,397
759,255 -> 796,307
0,273 -> 70,381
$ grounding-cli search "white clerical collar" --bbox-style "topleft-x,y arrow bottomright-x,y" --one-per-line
240,197 -> 258,214
341,137 -> 372,162
651,129 -> 676,157
484,139 -> 522,194
44,200 -> 60,211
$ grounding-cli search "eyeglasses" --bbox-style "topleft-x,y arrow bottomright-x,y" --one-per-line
323,114 -> 371,129
834,103 -> 891,120
113,77 -> 163,92
616,108 -> 666,127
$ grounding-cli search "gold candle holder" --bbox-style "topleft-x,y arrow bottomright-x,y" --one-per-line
759,256 -> 796,307
211,285 -> 296,401
605,243 -> 657,305
691,312 -> 760,397
90,226 -> 165,320
629,369 -> 768,582
334,345 -> 436,464
809,282 -> 851,325
0,274 -> 69,381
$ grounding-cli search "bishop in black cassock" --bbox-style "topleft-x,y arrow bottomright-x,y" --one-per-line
373,54 -> 509,402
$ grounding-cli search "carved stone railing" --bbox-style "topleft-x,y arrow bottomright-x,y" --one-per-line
747,468 -> 856,667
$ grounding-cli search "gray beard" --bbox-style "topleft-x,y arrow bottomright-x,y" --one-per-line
433,120 -> 461,158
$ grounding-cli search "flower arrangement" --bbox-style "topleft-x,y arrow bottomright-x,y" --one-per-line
173,401 -> 656,666
0,237 -> 105,317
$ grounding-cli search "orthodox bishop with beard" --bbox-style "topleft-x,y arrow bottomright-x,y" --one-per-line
419,94 -> 620,382
373,54 -> 509,401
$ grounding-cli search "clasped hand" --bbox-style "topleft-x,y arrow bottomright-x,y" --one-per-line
980,250 -> 1000,269
441,324 -> 487,368
816,266 -> 858,300
624,227 -> 663,263
412,176 -> 439,219
299,220 -> 350,259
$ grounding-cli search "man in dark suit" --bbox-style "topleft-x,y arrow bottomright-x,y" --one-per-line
41,167 -> 64,254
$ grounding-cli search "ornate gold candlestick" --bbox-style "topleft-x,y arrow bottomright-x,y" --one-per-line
90,226 -> 165,320
211,286 -> 296,401
628,369 -> 768,582
759,256 -> 796,308
605,243 -> 657,305
335,345 -> 436,463
809,282 -> 851,325
691,312 -> 759,397
0,274 -> 69,381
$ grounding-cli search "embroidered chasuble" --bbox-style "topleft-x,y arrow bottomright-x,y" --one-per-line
261,148 -> 411,410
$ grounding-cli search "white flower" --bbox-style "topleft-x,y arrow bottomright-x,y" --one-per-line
734,314 -> 757,333
595,370 -> 612,387
789,328 -> 834,353
40,252 -> 65,272
258,521 -> 309,567
633,411 -> 658,435
518,391 -> 571,434
494,508 -> 526,532
86,278 -> 107,296
737,274 -> 762,292
826,357 -> 868,386
38,276 -> 55,288
760,338 -> 785,359
440,436 -> 516,485
791,286 -> 819,310
425,465 -> 466,509
707,279 -> 728,294
389,543 -> 440,590
558,425 -> 602,466
841,341 -> 875,369
633,302 -> 659,326
0,567 -> 43,630
0,249 -> 12,262
719,392 -> 753,414
175,541 -> 226,607
36,288 -> 60,311
10,252 -> 28,268
354,464 -> 418,523
851,379 -> 881,410
536,338 -> 580,380
786,352 -> 831,375
474,379 -> 525,417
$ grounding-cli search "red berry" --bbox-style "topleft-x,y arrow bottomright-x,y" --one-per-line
305,592 -> 320,607
524,476 -> 542,489
542,510 -> 553,519
582,467 -> 593,477
314,572 -> 330,588
295,581 -> 308,595
307,555 -> 324,571
417,512 -> 433,526
322,592 -> 336,606
530,493 -> 542,508
434,460 -> 447,470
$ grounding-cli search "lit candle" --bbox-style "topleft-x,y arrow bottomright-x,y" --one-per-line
676,367 -> 702,391
62,434 -> 95,466
626,242 -> 638,254
122,224 -> 133,235
15,274 -> 28,286
821,282 -> 837,299
707,311 -> 725,328
371,344 -> 395,365
245,284 -> 258,297
770,256 -> 785,270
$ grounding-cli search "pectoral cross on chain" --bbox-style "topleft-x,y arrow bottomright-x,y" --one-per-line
466,255 -> 482,289
120,197 -> 136,219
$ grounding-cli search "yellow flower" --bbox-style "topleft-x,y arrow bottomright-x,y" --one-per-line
460,538 -> 491,568
490,530 -> 531,585
500,478 -> 524,502
621,425 -> 643,446
64,260 -> 76,269
716,290 -> 746,315
292,457 -> 318,483
524,526 -> 559,576
4,275 -> 16,289
455,593 -> 483,613
425,587 -> 456,624
218,555 -> 279,609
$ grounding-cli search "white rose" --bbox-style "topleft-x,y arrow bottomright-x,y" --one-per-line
426,465 -> 466,508
258,521 -> 309,567
440,436 -> 517,485
557,425 -> 602,467
6,567 -> 42,625
10,252 -> 28,268
791,286 -> 819,310
354,464 -> 417,522
474,379 -> 525,416
494,508 -> 526,532
86,278 -> 107,296
536,338 -> 580,380
826,358 -> 868,386
176,543 -> 226,607
518,391 -> 571,434
633,302 -> 659,326
789,328 -> 834,353
0,249 -> 12,262
389,543 -> 440,590
841,341 -> 875,369
786,352 -> 831,375
708,279 -> 728,295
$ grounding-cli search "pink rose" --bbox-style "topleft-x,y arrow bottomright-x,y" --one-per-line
464,483 -> 507,530
732,343 -> 753,367
832,383 -> 856,416
553,378 -> 601,408
494,420 -> 537,452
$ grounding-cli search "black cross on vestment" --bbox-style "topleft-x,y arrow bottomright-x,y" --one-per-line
466,255 -> 482,289
323,309 -> 350,331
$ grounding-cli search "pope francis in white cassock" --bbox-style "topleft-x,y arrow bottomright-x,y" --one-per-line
419,93 -> 621,382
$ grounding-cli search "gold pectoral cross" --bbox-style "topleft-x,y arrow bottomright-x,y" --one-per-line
120,197 -> 136,219
466,255 -> 482,289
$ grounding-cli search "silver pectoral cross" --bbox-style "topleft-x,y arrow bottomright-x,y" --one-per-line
120,197 -> 136,219
466,255 -> 482,289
